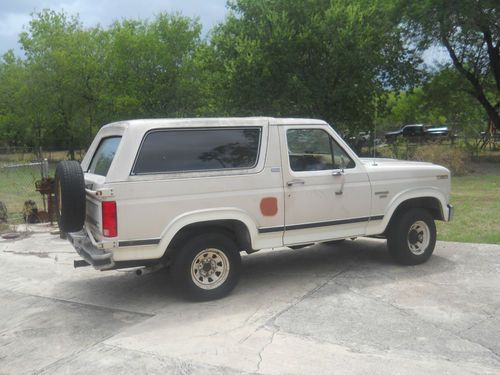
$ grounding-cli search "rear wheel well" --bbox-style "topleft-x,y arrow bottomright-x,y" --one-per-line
166,220 -> 252,260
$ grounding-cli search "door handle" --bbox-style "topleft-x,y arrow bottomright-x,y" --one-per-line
332,170 -> 345,195
287,179 -> 305,187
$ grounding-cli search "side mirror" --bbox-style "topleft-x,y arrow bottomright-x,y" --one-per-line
340,155 -> 346,173
332,155 -> 346,177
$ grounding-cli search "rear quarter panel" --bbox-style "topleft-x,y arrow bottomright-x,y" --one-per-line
108,123 -> 286,261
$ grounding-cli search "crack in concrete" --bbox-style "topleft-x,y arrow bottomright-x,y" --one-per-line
255,325 -> 279,373
36,343 -> 109,374
0,288 -> 155,318
250,261 -> 360,373
458,311 -> 498,335
16,298 -> 156,374
334,281 -> 500,364
100,342 -> 250,374
263,263 -> 357,329
197,305 -> 265,340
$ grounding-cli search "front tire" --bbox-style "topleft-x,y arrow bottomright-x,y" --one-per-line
387,208 -> 436,265
170,232 -> 241,301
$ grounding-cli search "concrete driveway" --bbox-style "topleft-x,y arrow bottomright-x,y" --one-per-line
1,232 -> 499,374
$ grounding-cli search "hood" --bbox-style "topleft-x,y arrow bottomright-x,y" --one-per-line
385,130 -> 401,136
360,158 -> 433,167
359,157 -> 450,181
427,127 -> 448,132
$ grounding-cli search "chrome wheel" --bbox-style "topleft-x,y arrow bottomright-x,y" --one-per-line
407,220 -> 430,255
190,248 -> 230,290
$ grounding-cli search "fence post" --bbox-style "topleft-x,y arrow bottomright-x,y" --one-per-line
41,159 -> 49,179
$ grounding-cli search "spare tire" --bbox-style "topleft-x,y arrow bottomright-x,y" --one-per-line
55,160 -> 86,233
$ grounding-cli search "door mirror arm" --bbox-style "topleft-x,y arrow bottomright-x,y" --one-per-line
333,156 -> 346,195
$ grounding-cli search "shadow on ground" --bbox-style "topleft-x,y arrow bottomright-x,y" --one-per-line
56,238 -> 453,308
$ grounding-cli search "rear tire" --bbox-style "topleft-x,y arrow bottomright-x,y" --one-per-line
170,232 -> 241,301
387,208 -> 436,265
55,161 -> 86,233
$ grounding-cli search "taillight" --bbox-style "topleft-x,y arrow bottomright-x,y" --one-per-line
102,201 -> 117,237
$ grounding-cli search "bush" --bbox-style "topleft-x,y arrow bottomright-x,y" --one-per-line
376,143 -> 469,175
412,145 -> 469,176
411,145 -> 469,176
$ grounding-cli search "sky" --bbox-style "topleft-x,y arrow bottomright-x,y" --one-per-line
0,0 -> 229,55
0,0 -> 449,65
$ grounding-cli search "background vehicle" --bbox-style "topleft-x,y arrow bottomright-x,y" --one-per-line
385,124 -> 451,143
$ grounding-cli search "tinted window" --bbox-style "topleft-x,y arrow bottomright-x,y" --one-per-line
403,125 -> 425,136
88,136 -> 121,176
287,129 -> 354,172
133,128 -> 261,174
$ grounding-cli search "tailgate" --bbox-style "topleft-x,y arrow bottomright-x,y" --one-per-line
85,190 -> 102,240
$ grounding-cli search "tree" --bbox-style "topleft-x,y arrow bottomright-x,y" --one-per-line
403,0 -> 500,130
19,10 -> 104,157
101,14 -> 204,120
423,68 -> 486,130
207,0 -> 421,132
378,69 -> 485,132
4,10 -> 206,152
0,51 -> 28,147
379,89 -> 428,129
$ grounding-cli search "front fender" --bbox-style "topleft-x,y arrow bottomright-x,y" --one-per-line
369,187 -> 449,235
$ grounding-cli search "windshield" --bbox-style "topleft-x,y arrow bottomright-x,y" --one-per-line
88,136 -> 121,176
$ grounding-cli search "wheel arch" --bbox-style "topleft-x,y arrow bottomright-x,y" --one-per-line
158,209 -> 258,261
375,188 -> 448,236
394,196 -> 445,220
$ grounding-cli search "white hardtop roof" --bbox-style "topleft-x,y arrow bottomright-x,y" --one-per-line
101,117 -> 328,132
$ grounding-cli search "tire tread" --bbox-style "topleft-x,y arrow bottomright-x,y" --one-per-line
55,161 -> 86,233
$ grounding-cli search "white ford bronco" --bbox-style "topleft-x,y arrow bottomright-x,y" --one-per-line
55,117 -> 453,300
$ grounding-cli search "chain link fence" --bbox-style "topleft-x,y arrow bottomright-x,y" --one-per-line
0,161 -> 52,232
0,147 -> 85,233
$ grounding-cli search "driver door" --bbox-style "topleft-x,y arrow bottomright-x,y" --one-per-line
279,126 -> 372,245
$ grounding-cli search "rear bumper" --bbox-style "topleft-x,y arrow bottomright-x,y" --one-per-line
68,230 -> 115,270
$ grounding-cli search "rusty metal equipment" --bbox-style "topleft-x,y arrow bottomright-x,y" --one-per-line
35,177 -> 55,224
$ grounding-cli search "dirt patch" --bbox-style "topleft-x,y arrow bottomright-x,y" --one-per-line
3,250 -> 50,258
467,161 -> 500,176
0,231 -> 32,241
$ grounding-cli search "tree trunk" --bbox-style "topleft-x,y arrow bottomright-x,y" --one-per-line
68,136 -> 75,161
442,35 -> 500,131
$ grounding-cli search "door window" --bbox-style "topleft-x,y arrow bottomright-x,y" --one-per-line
287,129 -> 354,172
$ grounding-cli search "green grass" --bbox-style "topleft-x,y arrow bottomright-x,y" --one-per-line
0,164 -> 55,224
1,161 -> 499,244
0,150 -> 85,164
437,174 -> 500,244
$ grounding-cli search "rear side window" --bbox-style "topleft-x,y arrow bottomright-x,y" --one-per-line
133,128 -> 261,174
88,136 -> 121,176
